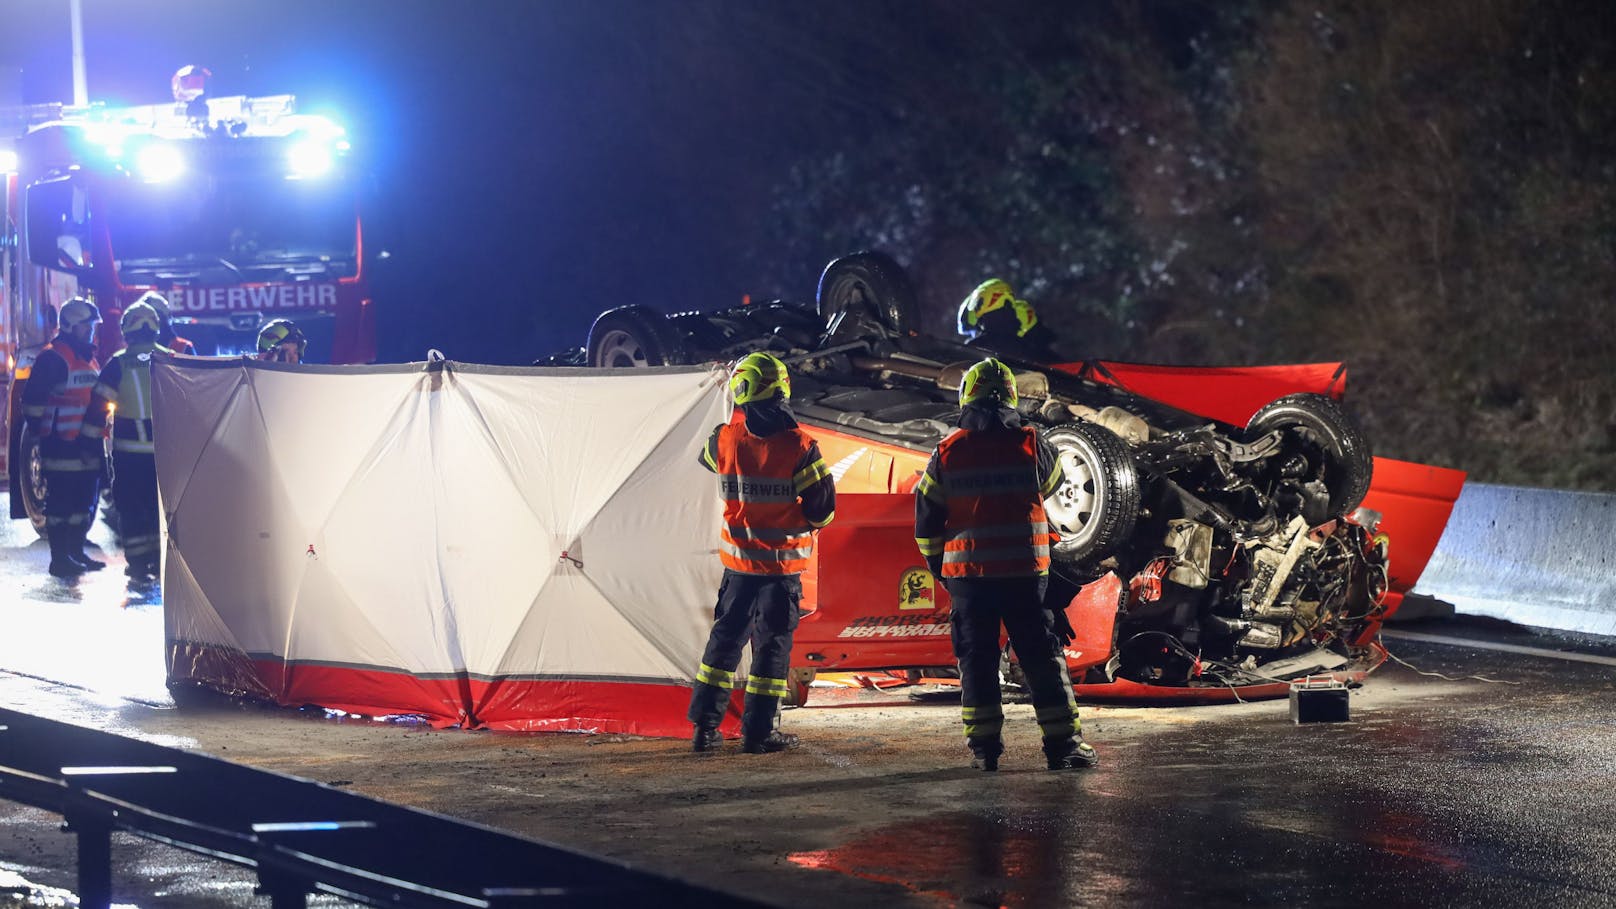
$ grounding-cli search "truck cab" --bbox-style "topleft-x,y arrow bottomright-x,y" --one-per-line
3,75 -> 377,529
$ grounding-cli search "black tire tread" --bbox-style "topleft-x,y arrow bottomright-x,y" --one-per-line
1246,393 -> 1374,518
1040,420 -> 1142,563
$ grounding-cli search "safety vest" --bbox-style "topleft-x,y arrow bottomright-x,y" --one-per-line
934,425 -> 1051,578
109,343 -> 172,453
714,423 -> 817,575
40,341 -> 100,442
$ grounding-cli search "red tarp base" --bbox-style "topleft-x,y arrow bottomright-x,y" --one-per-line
167,640 -> 723,737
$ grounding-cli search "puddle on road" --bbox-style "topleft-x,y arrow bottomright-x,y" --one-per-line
790,809 -> 1091,907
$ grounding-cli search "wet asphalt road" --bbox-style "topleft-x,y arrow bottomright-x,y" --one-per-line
2,513 -> 1616,908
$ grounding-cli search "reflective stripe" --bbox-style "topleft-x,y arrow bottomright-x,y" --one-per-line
960,704 -> 1005,738
808,509 -> 834,529
915,471 -> 943,503
915,536 -> 944,556
1039,462 -> 1065,498
793,458 -> 831,492
696,663 -> 736,689
719,540 -> 812,563
943,544 -> 1051,564
41,457 -> 99,472
945,522 -> 1049,542
112,438 -> 156,454
1036,702 -> 1077,738
745,675 -> 789,698
93,381 -> 120,403
724,526 -> 810,542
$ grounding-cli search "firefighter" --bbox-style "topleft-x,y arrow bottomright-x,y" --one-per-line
957,278 -> 1062,363
256,319 -> 306,363
138,291 -> 196,355
914,357 -> 1098,771
688,352 -> 836,754
21,297 -> 107,579
82,301 -> 171,584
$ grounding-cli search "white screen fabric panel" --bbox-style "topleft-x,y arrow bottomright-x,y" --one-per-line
152,357 -> 729,722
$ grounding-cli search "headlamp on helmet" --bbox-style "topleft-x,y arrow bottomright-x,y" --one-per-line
959,357 -> 1018,409
729,351 -> 791,405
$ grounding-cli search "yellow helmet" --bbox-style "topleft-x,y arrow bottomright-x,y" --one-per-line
958,278 -> 1039,339
257,318 -> 307,356
135,290 -> 173,323
120,301 -> 162,336
729,351 -> 791,405
60,297 -> 102,331
959,357 -> 1018,409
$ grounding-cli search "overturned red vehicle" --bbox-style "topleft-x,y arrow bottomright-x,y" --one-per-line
570,252 -> 1466,704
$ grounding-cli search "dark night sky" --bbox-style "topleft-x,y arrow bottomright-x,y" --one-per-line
2,0 -> 900,363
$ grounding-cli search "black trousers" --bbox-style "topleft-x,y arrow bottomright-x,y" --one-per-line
687,570 -> 802,741
42,436 -> 101,536
947,576 -> 1077,757
112,450 -> 160,570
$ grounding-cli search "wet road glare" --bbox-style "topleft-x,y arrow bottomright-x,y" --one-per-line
3,510 -> 1616,908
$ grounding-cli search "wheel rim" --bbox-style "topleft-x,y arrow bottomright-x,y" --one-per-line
596,329 -> 649,368
27,441 -> 47,507
824,276 -> 876,326
1045,440 -> 1104,549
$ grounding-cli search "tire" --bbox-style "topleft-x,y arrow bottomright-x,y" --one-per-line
586,305 -> 687,368
1040,421 -> 1141,563
1246,393 -> 1373,524
18,431 -> 47,536
815,251 -> 919,337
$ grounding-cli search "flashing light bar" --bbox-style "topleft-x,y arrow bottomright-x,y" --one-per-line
0,148 -> 17,173
135,143 -> 184,182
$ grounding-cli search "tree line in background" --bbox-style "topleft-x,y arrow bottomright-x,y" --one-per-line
741,0 -> 1616,491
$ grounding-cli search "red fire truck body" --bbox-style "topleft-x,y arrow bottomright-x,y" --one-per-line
2,85 -> 376,525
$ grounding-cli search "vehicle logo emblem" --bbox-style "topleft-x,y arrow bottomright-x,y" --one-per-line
898,567 -> 936,610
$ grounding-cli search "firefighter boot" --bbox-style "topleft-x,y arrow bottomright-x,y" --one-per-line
741,731 -> 799,754
691,725 -> 723,754
47,527 -> 85,579
71,527 -> 106,571
1044,736 -> 1099,771
969,736 -> 1003,772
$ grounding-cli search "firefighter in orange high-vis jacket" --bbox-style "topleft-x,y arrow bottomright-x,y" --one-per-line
20,297 -> 106,579
915,357 -> 1098,772
688,352 -> 835,755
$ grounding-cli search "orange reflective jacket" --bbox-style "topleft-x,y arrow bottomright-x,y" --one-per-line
932,426 -> 1052,578
713,423 -> 822,575
40,341 -> 100,442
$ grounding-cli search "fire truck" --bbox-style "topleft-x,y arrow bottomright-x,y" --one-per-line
1,68 -> 377,529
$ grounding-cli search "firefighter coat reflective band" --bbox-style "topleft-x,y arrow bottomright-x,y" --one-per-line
711,422 -> 827,575
920,425 -> 1054,577
35,341 -> 99,443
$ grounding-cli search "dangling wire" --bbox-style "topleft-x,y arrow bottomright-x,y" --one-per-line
1379,637 -> 1522,685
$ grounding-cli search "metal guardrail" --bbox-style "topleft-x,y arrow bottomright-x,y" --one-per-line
0,708 -> 768,909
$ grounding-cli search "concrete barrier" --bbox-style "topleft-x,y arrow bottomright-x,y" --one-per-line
1410,483 -> 1616,636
